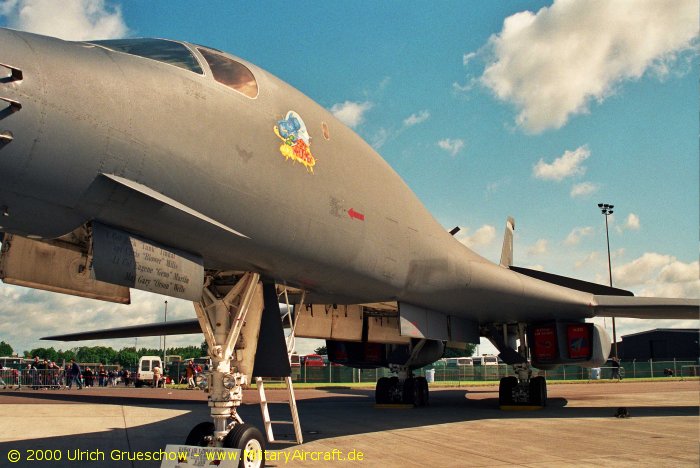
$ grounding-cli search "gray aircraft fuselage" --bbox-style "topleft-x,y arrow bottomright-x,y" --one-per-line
0,29 -> 694,329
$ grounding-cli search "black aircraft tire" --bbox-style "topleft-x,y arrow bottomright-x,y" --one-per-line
375,377 -> 391,404
223,423 -> 266,468
529,376 -> 547,406
389,376 -> 400,403
414,376 -> 429,407
499,376 -> 518,405
402,377 -> 415,405
422,377 -> 430,406
185,421 -> 214,447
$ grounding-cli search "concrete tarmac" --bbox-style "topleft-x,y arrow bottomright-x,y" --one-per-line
0,380 -> 697,467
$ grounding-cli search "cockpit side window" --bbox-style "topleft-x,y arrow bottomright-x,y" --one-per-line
197,48 -> 258,98
89,38 -> 203,74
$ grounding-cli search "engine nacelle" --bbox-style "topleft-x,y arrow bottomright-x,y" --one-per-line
529,322 -> 610,369
327,339 -> 445,369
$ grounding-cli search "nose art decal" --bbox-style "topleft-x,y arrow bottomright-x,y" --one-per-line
274,111 -> 316,174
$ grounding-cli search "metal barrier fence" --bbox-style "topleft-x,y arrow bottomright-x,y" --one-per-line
2,360 -> 696,389
289,360 -> 699,384
0,369 -> 66,389
0,360 -> 122,389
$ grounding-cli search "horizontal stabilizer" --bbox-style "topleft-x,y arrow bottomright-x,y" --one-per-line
510,265 -> 633,296
42,319 -> 200,341
591,296 -> 699,320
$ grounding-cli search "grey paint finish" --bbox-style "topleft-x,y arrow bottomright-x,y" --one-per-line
0,29 -> 696,329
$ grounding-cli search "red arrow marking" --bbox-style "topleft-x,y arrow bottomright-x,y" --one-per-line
348,208 -> 365,221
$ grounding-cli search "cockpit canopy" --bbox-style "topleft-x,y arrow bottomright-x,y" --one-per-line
89,38 -> 204,74
88,38 -> 258,98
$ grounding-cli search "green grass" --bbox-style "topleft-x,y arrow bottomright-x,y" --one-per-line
163,376 -> 698,391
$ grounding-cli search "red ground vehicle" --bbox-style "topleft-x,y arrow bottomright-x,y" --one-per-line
302,354 -> 325,367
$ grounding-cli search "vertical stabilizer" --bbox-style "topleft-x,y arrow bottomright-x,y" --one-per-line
499,216 -> 515,267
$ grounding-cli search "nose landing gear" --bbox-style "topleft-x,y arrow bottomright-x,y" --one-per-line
184,272 -> 267,468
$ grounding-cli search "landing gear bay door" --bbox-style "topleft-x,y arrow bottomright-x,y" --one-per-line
0,233 -> 131,304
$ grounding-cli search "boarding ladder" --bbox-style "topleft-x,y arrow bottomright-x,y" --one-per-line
256,376 -> 303,444
255,287 -> 304,444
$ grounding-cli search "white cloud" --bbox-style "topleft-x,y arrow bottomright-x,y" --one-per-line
575,251 -> 600,270
533,146 -> 590,181
462,52 -> 477,66
570,181 -> 600,198
437,138 -> 465,156
612,253 -> 700,298
403,110 -> 430,127
456,225 -> 496,248
615,213 -> 641,234
330,101 -> 373,128
613,252 -> 672,287
527,239 -> 548,256
591,316 -> 700,344
658,261 -> 699,284
0,283 -> 200,354
625,213 -> 640,230
564,226 -> 594,246
478,0 -> 699,133
0,0 -> 128,40
452,79 -> 477,94
370,128 -> 389,149
484,177 -> 511,198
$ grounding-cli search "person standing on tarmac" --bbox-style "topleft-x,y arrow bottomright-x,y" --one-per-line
98,365 -> 107,387
153,364 -> 162,388
68,359 -> 83,389
186,360 -> 195,389
611,357 -> 622,381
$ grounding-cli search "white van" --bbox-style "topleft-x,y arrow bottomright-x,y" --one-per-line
134,356 -> 163,387
443,357 -> 474,367
478,355 -> 499,366
451,357 -> 474,367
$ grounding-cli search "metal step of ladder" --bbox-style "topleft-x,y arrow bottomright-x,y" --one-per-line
257,376 -> 303,444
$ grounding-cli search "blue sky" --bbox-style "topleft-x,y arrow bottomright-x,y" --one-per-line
0,0 -> 697,355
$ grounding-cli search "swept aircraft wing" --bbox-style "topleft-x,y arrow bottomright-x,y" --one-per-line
42,319 -> 201,341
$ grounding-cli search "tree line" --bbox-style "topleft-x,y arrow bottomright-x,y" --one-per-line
0,340 -> 207,369
1,339 -> 475,368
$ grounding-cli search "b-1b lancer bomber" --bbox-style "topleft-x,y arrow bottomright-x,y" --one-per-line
0,28 -> 696,463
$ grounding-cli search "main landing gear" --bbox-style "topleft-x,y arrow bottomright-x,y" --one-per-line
374,339 -> 436,407
498,362 -> 548,407
375,372 -> 430,406
184,272 -> 267,468
490,323 -> 548,408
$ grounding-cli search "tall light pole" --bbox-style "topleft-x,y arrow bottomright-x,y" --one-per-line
597,203 -> 617,359
163,300 -> 168,366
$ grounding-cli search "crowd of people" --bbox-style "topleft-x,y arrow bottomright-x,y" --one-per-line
8,358 -> 134,390
65,360 -> 123,389
1,356 -> 207,390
